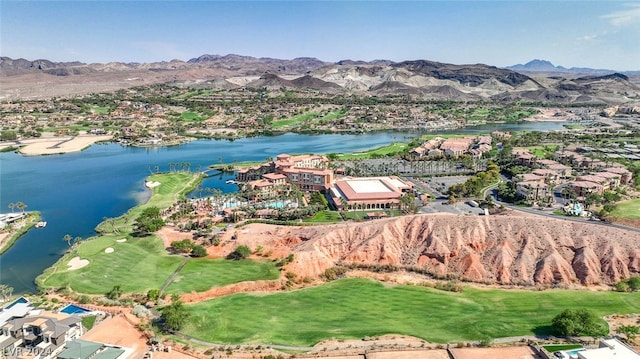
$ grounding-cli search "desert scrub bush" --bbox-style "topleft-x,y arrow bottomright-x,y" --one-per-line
321,266 -> 348,281
132,305 -> 151,318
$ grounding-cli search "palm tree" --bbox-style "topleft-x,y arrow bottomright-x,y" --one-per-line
63,234 -> 72,247
7,202 -> 15,213
0,284 -> 13,302
15,202 -> 26,213
154,165 -> 160,173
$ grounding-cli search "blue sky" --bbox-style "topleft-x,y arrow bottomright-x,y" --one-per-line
1,1 -> 639,70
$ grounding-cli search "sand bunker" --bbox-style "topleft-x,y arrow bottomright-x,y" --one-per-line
145,181 -> 161,188
105,247 -> 114,253
19,135 -> 112,156
68,256 -> 89,270
116,238 -> 127,243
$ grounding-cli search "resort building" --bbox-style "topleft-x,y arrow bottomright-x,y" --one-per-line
280,167 -> 334,192
328,176 -> 414,210
243,173 -> 288,200
237,154 -> 333,193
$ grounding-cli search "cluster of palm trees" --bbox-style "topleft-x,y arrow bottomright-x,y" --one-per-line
167,162 -> 200,173
6,202 -> 27,214
62,234 -> 83,247
337,158 -> 485,177
0,284 -> 13,302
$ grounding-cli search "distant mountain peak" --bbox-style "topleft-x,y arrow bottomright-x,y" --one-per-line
506,59 -> 623,76
509,59 -> 561,72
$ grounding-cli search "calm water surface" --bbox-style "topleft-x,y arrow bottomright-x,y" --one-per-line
0,124 -> 566,293
0,132 -> 416,293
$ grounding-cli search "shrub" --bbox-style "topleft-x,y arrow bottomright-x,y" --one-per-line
171,239 -> 193,254
321,266 -> 348,281
106,285 -> 122,300
227,245 -> 251,260
190,244 -> 207,257
96,297 -> 121,306
78,295 -> 91,304
132,305 -> 151,318
146,289 -> 161,301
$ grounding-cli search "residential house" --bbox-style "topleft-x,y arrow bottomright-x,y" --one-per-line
516,181 -> 550,201
440,137 -> 474,158
531,169 -> 560,183
605,166 -> 633,185
515,173 -> 545,183
576,174 -> 618,191
569,180 -> 604,197
576,338 -> 640,359
512,149 -> 536,167
57,339 -> 127,359
0,311 -> 83,359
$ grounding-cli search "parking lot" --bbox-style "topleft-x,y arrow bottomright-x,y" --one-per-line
408,176 -> 486,216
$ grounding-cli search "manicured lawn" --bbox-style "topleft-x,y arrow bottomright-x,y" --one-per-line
165,258 -> 280,294
335,142 -> 408,160
82,315 -> 97,330
272,113 -> 318,129
302,211 -> 343,223
526,144 -> 560,159
182,278 -> 640,346
315,110 -> 348,124
91,106 -> 110,115
543,344 -> 583,352
40,235 -> 183,294
38,172 -> 201,294
181,111 -> 208,122
610,199 -> 640,219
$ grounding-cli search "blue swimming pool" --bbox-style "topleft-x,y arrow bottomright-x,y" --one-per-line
60,304 -> 92,315
563,349 -> 585,358
5,297 -> 28,309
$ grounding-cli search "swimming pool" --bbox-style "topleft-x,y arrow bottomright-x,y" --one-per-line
60,304 -> 92,315
5,297 -> 28,309
562,349 -> 585,358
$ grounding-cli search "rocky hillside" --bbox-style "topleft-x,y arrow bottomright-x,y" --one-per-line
243,214 -> 640,286
1,54 -> 639,103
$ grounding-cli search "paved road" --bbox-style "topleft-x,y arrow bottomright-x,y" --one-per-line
482,180 -> 640,234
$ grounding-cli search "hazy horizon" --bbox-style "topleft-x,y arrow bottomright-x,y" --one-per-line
1,1 -> 639,71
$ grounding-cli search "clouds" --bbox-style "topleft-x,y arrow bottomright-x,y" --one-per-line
601,3 -> 640,26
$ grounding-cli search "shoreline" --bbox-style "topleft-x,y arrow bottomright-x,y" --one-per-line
0,211 -> 41,255
0,119 -> 570,157
0,135 -> 113,156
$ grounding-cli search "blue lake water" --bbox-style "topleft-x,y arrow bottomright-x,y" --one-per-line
0,132 -> 417,293
0,124 -> 566,293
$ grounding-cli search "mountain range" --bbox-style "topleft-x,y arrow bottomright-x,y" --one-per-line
506,59 -> 640,76
1,55 -> 639,104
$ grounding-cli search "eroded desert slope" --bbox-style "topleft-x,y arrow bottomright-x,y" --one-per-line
235,214 -> 640,286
